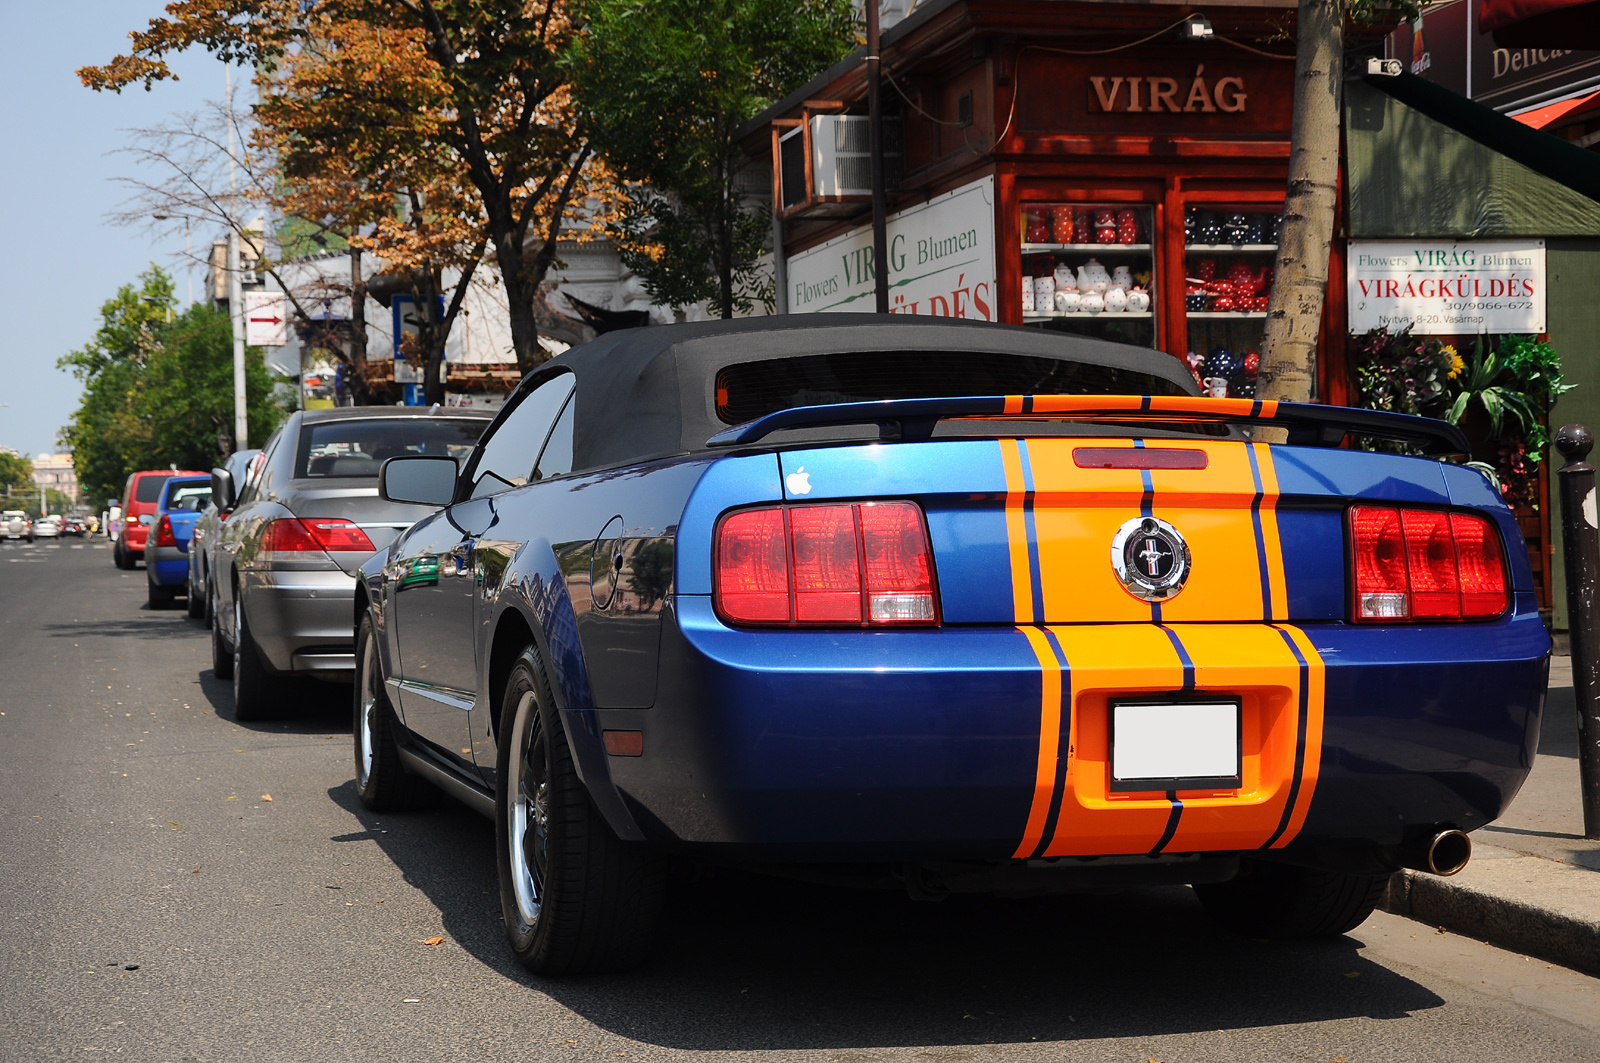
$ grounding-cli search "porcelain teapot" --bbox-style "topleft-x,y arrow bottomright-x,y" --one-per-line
1125,286 -> 1150,313
1226,260 -> 1270,295
1053,264 -> 1077,291
1055,288 -> 1081,313
1079,289 -> 1104,314
1112,265 -> 1133,289
1077,258 -> 1111,294
1103,286 -> 1128,314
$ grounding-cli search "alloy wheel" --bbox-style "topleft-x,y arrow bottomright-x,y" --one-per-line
357,632 -> 378,787
506,690 -> 550,929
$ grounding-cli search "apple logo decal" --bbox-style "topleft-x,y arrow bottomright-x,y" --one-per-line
786,466 -> 812,495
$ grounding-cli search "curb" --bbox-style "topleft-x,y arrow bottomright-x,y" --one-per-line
1380,845 -> 1600,974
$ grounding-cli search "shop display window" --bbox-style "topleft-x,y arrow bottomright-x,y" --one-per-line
1019,203 -> 1156,349
1183,204 -> 1281,398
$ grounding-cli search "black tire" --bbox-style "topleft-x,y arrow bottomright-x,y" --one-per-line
210,588 -> 233,679
147,575 -> 177,608
203,573 -> 215,629
231,592 -> 282,722
1194,859 -> 1388,939
495,645 -> 665,975
354,613 -> 427,811
185,576 -> 205,619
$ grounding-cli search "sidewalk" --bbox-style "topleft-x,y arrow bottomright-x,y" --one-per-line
1380,654 -> 1600,973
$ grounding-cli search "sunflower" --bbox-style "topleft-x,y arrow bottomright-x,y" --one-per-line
1444,345 -> 1464,380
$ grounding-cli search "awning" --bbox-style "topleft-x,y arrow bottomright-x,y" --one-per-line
1513,88 -> 1600,129
1480,0 -> 1600,48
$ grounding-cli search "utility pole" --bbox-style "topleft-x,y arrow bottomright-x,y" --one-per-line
226,66 -> 249,451
866,0 -> 889,314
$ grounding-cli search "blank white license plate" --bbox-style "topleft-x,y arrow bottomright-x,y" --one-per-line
1111,700 -> 1240,790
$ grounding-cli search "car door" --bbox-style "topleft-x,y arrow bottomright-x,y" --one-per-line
215,429 -> 284,646
389,371 -> 575,761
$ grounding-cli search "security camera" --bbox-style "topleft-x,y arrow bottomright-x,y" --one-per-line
1180,15 -> 1214,41
1367,58 -> 1403,77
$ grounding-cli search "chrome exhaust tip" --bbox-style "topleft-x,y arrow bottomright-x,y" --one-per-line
1424,829 -> 1472,876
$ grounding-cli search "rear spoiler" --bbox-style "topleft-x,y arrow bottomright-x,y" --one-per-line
705,394 -> 1469,455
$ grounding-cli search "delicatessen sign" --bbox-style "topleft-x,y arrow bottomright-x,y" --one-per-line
787,177 -> 996,319
1347,240 -> 1545,335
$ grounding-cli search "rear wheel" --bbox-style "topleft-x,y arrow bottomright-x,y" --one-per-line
354,613 -> 426,811
147,574 -> 176,608
114,539 -> 128,569
210,588 -> 233,679
231,593 -> 282,721
1194,859 -> 1388,939
496,645 -> 665,975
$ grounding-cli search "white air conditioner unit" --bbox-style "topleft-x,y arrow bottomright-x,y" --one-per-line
776,113 -> 901,219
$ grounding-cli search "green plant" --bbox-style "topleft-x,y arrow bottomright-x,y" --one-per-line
1446,336 -> 1540,442
1351,327 -> 1456,418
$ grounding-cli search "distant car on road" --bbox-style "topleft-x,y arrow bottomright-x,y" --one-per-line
211,407 -> 492,720
146,477 -> 212,607
32,516 -> 61,540
62,516 -> 87,537
115,469 -> 205,569
188,449 -> 260,622
1,511 -> 31,542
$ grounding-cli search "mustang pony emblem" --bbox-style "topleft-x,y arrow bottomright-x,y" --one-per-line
1110,516 -> 1191,601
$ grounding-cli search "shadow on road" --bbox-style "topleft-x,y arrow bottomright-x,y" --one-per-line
325,781 -> 1446,1051
195,661 -> 353,735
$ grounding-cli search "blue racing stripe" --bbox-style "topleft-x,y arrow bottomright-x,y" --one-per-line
1017,439 -> 1046,624
1160,626 -> 1196,693
1150,791 -> 1183,854
1263,626 -> 1312,849
1033,626 -> 1075,858
1244,443 -> 1273,622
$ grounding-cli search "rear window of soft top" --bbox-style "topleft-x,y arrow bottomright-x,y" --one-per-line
714,350 -> 1190,424
133,475 -> 172,503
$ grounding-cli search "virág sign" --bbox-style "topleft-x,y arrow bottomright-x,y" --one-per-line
1347,240 -> 1545,335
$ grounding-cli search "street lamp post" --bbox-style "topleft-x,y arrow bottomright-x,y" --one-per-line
226,66 -> 248,451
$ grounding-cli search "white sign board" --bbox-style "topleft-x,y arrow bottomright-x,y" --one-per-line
787,176 -> 996,319
244,291 -> 289,346
1348,240 -> 1545,335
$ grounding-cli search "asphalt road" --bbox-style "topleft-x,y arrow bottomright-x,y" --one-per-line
4,538 -> 1600,1063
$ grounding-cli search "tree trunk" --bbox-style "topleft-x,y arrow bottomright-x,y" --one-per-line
347,246 -> 372,406
418,274 -> 447,407
492,226 -> 543,372
1258,0 -> 1345,408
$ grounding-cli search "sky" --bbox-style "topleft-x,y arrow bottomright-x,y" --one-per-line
0,3 -> 232,458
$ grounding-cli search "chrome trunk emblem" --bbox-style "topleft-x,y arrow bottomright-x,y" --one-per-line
1111,516 -> 1191,602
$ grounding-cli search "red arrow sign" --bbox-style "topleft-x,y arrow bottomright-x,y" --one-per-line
248,315 -> 283,324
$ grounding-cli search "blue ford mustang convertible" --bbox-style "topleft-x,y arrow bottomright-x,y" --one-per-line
354,317 -> 1548,974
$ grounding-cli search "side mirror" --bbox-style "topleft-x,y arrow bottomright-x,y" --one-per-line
380,456 -> 458,507
211,468 -> 237,511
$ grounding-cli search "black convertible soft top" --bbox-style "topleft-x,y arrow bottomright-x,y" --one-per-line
533,316 -> 1200,472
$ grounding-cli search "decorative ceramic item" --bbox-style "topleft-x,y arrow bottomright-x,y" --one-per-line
1103,286 -> 1127,313
1073,210 -> 1092,243
1021,282 -> 1035,313
1213,292 -> 1237,313
1244,216 -> 1264,244
1080,290 -> 1104,315
1116,209 -> 1139,244
1203,376 -> 1230,399
1186,282 -> 1209,312
1078,258 -> 1110,293
1034,275 -> 1054,303
1055,289 -> 1081,313
1243,350 -> 1261,378
1205,346 -> 1242,380
1125,286 -> 1150,313
1186,349 -> 1205,375
1053,264 -> 1077,290
1024,209 -> 1051,244
1198,211 -> 1224,244
1194,258 -> 1218,282
1112,265 -> 1133,288
1224,213 -> 1250,243
1051,207 -> 1074,244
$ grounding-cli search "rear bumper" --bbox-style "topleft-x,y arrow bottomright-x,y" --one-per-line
595,595 -> 1548,862
148,546 -> 189,586
240,568 -> 357,675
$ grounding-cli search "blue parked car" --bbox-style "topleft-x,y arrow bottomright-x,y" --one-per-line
147,476 -> 212,608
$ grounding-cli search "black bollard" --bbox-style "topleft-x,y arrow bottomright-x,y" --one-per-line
1555,424 -> 1600,839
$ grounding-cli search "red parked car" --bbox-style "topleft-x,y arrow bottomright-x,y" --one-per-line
114,469 -> 204,569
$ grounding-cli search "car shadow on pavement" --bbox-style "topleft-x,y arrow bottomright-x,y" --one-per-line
195,667 -> 353,733
325,780 -> 1446,1050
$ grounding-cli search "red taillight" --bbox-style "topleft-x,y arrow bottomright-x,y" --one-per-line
715,502 -> 938,627
259,517 -> 375,562
154,514 -> 176,548
1349,505 -> 1508,622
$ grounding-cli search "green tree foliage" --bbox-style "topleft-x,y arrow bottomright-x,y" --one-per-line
568,0 -> 856,317
0,451 -> 34,507
59,267 -> 287,504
